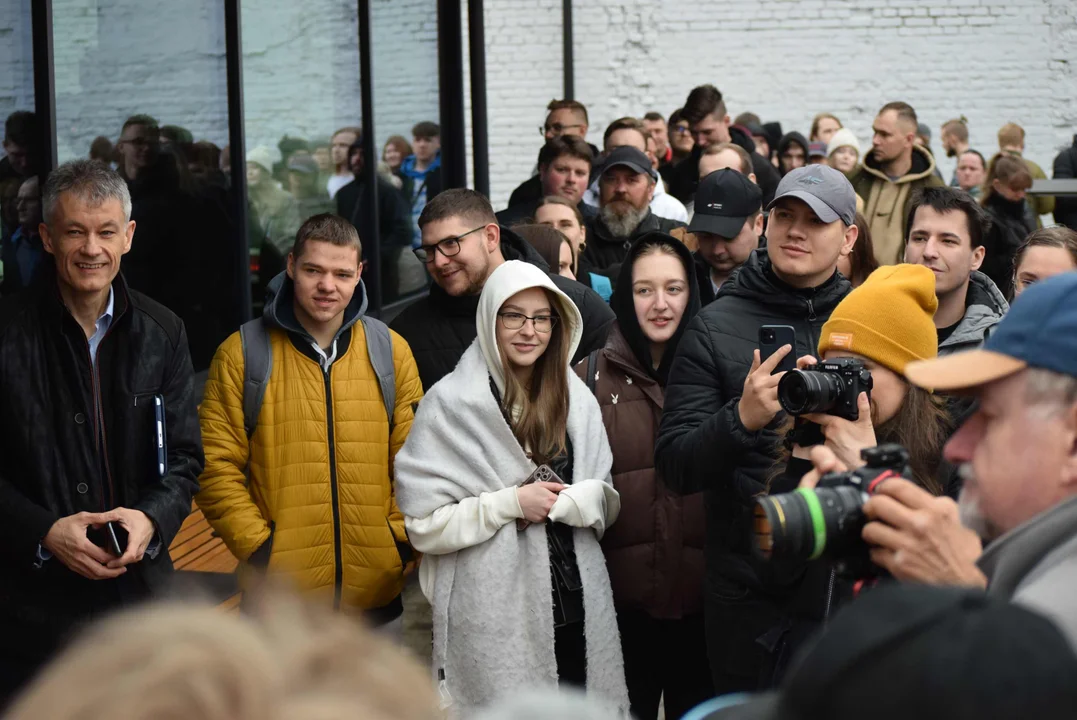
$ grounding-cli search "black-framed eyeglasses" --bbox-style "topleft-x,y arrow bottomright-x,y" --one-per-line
413,225 -> 487,263
540,123 -> 584,137
497,311 -> 558,333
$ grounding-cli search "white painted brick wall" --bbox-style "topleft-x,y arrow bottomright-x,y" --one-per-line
3,0 -> 1075,215
0,0 -> 34,122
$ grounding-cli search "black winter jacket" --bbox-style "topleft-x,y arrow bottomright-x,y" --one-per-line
655,250 -> 851,595
0,270 -> 203,657
390,226 -> 615,391
666,126 -> 781,208
581,210 -> 686,278
1053,136 -> 1077,231
981,193 -> 1036,299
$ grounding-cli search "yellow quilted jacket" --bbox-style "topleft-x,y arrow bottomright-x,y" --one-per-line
196,306 -> 423,612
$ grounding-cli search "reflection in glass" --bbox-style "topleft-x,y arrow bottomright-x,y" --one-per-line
50,2 -> 240,371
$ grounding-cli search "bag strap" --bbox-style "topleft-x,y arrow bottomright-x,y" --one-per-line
239,318 -> 273,439
585,348 -> 599,395
361,315 -> 396,432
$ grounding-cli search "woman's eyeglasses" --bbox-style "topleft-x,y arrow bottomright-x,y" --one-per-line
497,312 -> 558,333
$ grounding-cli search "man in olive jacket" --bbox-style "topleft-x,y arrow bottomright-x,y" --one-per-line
656,166 -> 857,694
0,160 -> 202,705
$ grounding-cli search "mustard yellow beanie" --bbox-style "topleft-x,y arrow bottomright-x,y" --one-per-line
818,264 -> 939,376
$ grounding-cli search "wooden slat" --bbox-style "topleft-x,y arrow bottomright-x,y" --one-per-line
169,502 -> 238,573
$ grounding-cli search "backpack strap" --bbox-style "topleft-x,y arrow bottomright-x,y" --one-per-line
361,316 -> 396,432
239,318 -> 273,440
585,348 -> 600,395
590,273 -> 613,302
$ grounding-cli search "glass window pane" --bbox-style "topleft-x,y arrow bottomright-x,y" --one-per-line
371,0 -> 440,307
0,0 -> 37,295
50,1 -> 241,372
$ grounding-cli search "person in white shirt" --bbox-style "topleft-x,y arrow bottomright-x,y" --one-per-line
393,260 -> 628,714
326,126 -> 360,199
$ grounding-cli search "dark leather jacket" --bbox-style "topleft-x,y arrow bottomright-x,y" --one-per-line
0,269 -> 203,614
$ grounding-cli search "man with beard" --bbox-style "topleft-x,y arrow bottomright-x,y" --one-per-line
798,271 -> 1077,651
941,117 -> 972,187
581,146 -> 685,278
496,135 -> 594,227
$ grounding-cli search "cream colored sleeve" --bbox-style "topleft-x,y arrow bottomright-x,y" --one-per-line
404,486 -> 524,555
547,478 -> 621,540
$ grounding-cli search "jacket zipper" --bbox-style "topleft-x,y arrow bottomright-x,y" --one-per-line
323,364 -> 344,609
823,568 -> 836,622
86,332 -> 117,510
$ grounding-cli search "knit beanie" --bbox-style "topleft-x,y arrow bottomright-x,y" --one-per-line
818,264 -> 938,376
246,145 -> 277,173
827,128 -> 861,159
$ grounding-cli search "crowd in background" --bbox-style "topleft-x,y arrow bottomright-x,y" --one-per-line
2,78 -> 1077,720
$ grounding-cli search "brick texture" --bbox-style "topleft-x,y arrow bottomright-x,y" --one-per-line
2,0 -> 1075,213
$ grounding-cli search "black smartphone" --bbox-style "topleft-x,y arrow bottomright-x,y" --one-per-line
759,325 -> 796,375
106,521 -> 128,557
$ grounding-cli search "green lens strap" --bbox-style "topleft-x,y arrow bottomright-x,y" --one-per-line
795,488 -> 827,560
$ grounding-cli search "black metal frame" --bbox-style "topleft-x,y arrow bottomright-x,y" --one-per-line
438,0 -> 467,190
468,0 -> 489,197
562,0 -> 574,99
357,0 -> 383,316
224,0 -> 253,322
31,0 -> 56,174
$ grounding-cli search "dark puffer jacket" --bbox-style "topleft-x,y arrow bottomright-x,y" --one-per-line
390,226 -> 615,391
655,249 -> 851,595
981,193 -> 1036,299
576,233 -> 706,619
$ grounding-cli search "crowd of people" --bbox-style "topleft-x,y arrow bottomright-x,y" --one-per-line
2,80 -> 1077,720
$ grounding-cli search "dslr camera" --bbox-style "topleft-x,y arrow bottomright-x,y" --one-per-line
778,357 -> 873,421
753,444 -> 911,574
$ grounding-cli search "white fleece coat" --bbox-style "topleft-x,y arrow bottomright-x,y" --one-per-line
394,261 -> 628,713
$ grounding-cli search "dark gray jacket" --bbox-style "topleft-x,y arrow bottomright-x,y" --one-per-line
939,272 -> 1009,356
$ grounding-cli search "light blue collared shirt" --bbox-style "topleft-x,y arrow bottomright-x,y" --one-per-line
88,287 -> 115,369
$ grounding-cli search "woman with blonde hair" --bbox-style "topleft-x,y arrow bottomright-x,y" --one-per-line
395,260 -> 628,712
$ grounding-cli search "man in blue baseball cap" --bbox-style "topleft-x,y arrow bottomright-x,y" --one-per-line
800,270 -> 1077,649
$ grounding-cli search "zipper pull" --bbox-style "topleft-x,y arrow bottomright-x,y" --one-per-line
437,668 -> 453,710
806,298 -> 817,321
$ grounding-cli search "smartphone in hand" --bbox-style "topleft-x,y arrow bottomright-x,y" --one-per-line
106,521 -> 128,557
759,325 -> 796,375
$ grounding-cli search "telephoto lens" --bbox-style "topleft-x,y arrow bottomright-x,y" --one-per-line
753,444 -> 911,565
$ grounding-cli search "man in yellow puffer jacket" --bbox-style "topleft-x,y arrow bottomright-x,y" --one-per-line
196,214 -> 423,629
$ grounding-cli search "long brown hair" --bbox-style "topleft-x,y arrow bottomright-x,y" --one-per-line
772,384 -> 951,496
498,289 -> 571,463
849,212 -> 881,287
810,113 -> 842,142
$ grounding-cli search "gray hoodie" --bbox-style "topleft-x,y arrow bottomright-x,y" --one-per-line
980,494 -> 1077,651
939,271 -> 1009,356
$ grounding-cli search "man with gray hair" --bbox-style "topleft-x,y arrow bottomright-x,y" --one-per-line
0,159 -> 203,705
800,272 -> 1077,650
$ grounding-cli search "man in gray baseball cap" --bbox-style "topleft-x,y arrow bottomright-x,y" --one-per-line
656,162 -> 859,695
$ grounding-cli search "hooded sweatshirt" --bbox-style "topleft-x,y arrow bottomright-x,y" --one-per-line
939,270 -> 1009,355
851,144 -> 945,266
777,132 -> 810,177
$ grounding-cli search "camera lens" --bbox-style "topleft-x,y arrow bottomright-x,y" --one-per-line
761,329 -> 775,343
778,370 -> 845,415
753,486 -> 867,562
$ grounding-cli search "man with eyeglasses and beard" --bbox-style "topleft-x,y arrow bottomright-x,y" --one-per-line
580,147 -> 685,280
391,188 -> 613,392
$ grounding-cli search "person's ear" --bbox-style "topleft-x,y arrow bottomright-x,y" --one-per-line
648,179 -> 657,203
39,222 -> 55,254
842,222 -> 859,257
753,213 -> 765,235
1060,401 -> 1077,491
971,243 -> 986,272
748,173 -> 758,185
722,115 -> 731,128
122,220 -> 135,256
485,223 -> 501,253
286,252 -> 296,279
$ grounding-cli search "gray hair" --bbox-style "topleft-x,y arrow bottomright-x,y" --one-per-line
43,159 -> 132,226
1025,367 -> 1077,415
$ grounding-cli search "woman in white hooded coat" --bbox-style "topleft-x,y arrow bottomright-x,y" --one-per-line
394,260 -> 629,713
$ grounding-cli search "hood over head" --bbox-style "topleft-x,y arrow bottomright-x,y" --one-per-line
262,270 -> 368,345
610,232 -> 702,385
477,260 -> 583,395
